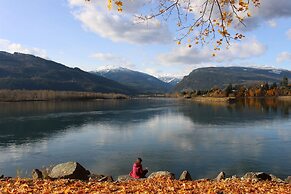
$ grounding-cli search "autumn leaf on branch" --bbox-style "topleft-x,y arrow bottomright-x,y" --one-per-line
85,0 -> 260,51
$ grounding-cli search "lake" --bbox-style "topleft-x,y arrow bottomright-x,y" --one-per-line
0,98 -> 290,179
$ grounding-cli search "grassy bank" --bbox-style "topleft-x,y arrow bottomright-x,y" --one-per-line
189,96 -> 291,106
0,90 -> 128,102
278,96 -> 291,101
0,177 -> 290,193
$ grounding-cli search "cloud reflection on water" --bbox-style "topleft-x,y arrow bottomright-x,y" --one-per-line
0,99 -> 290,178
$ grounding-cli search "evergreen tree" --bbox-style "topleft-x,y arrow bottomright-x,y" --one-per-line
281,76 -> 288,87
225,84 -> 233,96
271,82 -> 277,89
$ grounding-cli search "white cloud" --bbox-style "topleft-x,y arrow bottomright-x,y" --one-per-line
0,39 -> 47,58
68,0 -> 291,44
183,0 -> 290,31
287,28 -> 291,40
256,0 -> 291,19
91,51 -> 135,70
91,52 -> 123,62
267,20 -> 277,28
158,39 -> 267,66
236,0 -> 291,30
276,51 -> 291,63
143,68 -> 163,77
68,0 -> 172,44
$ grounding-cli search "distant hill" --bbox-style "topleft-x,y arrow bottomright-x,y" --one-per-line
175,66 -> 291,91
158,76 -> 182,87
93,67 -> 170,94
0,51 -> 133,94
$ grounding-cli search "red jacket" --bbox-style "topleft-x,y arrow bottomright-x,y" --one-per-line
129,163 -> 144,179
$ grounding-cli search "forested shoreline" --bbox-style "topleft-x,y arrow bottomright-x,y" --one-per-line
180,78 -> 291,100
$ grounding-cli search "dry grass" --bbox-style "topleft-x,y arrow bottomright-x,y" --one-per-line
0,90 -> 128,102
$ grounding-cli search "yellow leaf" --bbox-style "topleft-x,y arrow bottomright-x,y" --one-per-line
107,0 -> 112,10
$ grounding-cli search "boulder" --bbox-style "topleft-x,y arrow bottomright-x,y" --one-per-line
88,174 -> 104,180
49,162 -> 90,180
242,172 -> 271,181
215,172 -> 225,181
32,169 -> 43,180
148,171 -> 175,180
179,171 -> 192,181
0,176 -> 11,180
231,175 -> 239,179
98,176 -> 114,182
89,174 -> 113,182
270,174 -> 284,183
256,172 -> 271,181
286,176 -> 291,184
242,172 -> 258,180
117,175 -> 135,182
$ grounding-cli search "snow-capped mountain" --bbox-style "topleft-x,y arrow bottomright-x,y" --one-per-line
96,67 -> 132,75
92,67 -> 172,94
158,76 -> 182,86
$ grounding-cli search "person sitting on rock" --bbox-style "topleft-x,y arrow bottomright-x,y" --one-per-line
129,158 -> 148,179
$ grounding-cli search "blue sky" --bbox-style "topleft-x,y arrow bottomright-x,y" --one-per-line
0,0 -> 290,76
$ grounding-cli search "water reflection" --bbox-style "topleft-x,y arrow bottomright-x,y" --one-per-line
0,99 -> 176,146
0,98 -> 290,179
179,98 -> 291,125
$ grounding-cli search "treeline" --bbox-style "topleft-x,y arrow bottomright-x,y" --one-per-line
181,77 -> 291,98
0,90 -> 128,102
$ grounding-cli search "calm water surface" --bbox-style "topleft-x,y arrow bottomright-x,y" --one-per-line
0,98 -> 290,179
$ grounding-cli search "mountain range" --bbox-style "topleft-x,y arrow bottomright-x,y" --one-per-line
92,67 -> 172,94
0,51 -> 134,94
0,51 -> 290,94
174,66 -> 291,91
158,76 -> 182,87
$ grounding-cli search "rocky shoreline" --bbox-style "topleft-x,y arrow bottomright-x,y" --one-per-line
1,161 -> 291,192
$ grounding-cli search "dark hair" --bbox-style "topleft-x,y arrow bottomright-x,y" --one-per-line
137,158 -> 142,162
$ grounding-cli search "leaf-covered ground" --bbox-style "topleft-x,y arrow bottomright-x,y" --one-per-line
0,178 -> 290,194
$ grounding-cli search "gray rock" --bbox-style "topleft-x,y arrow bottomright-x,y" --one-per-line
98,176 -> 114,182
242,172 -> 271,181
179,171 -> 192,181
215,172 -> 225,181
88,174 -> 104,180
0,176 -> 11,180
49,162 -> 90,180
148,171 -> 175,180
117,175 -> 135,182
286,176 -> 291,184
270,174 -> 284,183
32,169 -> 43,180
89,174 -> 114,182
256,172 -> 271,181
242,172 -> 257,180
231,175 -> 239,179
